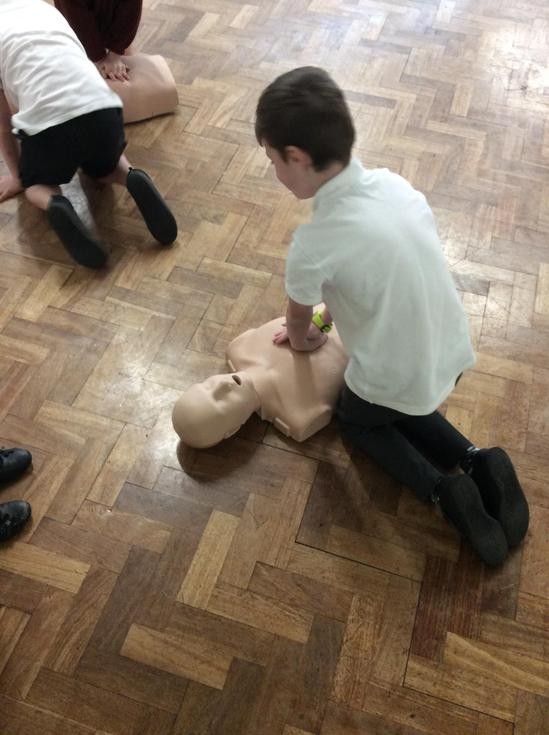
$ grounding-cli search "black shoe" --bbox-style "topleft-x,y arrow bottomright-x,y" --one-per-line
436,474 -> 508,566
126,168 -> 178,245
467,447 -> 529,547
0,448 -> 32,484
47,195 -> 108,269
0,501 -> 31,542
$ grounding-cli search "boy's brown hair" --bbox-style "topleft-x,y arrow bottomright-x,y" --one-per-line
255,66 -> 355,171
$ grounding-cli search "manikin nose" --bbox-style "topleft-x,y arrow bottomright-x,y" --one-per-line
231,375 -> 242,385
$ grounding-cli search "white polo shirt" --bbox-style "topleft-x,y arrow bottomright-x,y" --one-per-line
0,0 -> 121,136
285,158 -> 476,415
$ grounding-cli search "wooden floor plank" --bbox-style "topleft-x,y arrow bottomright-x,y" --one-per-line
121,623 -> 233,690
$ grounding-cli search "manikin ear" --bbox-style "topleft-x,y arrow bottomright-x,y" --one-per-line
285,146 -> 312,167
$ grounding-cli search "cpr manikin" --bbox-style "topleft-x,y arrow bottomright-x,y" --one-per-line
107,54 -> 178,123
172,316 -> 348,448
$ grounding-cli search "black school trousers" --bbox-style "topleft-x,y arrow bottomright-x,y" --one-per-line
336,383 -> 472,501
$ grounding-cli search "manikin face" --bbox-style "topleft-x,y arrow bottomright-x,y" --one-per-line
172,372 -> 259,448
264,143 -> 315,199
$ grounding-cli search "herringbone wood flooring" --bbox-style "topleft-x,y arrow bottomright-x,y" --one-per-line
1,0 -> 549,733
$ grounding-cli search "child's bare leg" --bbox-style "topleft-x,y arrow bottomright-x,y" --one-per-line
25,184 -> 61,210
96,154 -> 131,186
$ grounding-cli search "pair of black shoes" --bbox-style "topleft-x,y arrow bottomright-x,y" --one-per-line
435,447 -> 529,566
47,168 -> 178,269
0,448 -> 32,543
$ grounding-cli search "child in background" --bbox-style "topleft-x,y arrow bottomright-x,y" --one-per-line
0,0 -> 176,269
256,66 -> 529,566
54,0 -> 143,82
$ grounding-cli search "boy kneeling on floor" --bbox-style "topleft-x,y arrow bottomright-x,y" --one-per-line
257,67 -> 529,566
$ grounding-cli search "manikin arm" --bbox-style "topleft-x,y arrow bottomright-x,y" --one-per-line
0,91 -> 23,202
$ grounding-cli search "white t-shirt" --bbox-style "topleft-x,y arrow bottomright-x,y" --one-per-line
285,158 -> 476,415
0,0 -> 121,136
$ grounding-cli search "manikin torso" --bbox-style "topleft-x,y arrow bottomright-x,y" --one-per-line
107,53 -> 178,123
226,316 -> 348,441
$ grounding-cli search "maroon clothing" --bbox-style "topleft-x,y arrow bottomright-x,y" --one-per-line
54,0 -> 142,61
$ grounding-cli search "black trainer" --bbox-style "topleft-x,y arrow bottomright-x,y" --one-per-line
0,448 -> 32,484
467,448 -> 529,547
47,195 -> 108,269
126,168 -> 178,245
435,474 -> 508,566
0,501 -> 31,542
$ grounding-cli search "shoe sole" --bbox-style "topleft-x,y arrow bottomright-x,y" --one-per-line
473,448 -> 529,547
47,198 -> 107,269
126,169 -> 178,245
440,477 -> 508,566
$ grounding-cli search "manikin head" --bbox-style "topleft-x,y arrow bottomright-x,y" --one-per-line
255,66 -> 355,199
172,372 -> 261,449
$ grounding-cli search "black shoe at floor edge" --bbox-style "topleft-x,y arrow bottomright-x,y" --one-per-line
0,448 -> 32,484
468,447 -> 529,547
436,473 -> 508,566
126,168 -> 178,245
0,501 -> 31,542
47,195 -> 108,269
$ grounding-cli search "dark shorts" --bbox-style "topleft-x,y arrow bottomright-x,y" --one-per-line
18,107 -> 127,189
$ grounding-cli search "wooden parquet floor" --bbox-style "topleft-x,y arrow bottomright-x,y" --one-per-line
1,0 -> 549,733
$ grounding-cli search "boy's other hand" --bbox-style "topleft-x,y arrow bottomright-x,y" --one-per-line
0,174 -> 23,202
273,324 -> 290,344
95,52 -> 130,82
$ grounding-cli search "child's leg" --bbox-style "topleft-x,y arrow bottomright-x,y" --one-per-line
19,128 -> 107,269
337,385 -> 508,565
397,406 -> 528,547
336,387 -> 444,500
25,184 -> 62,210
80,110 -> 177,244
396,411 -> 472,471
96,154 -> 131,186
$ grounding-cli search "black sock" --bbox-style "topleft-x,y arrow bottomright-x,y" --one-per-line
459,445 -> 480,473
430,474 -> 446,504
